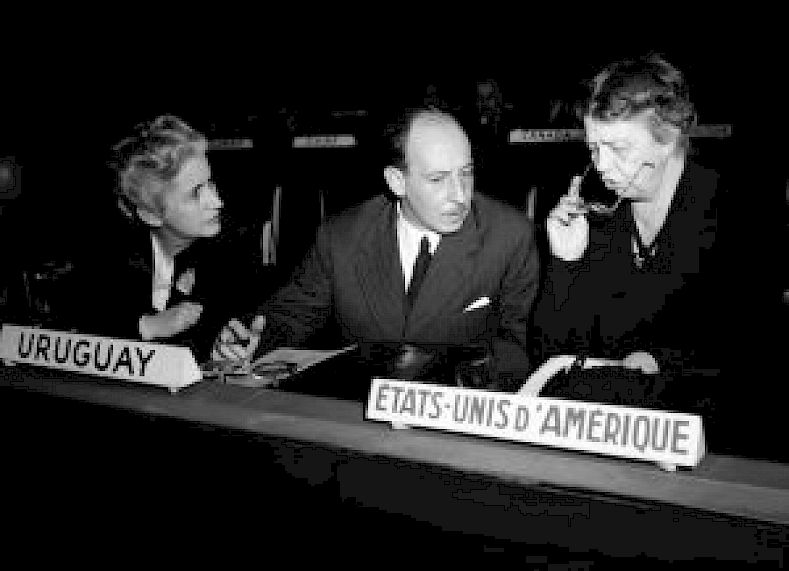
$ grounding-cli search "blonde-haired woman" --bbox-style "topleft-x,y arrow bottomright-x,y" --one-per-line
72,115 -> 255,360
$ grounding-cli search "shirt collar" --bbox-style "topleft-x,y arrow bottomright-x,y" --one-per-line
396,201 -> 440,254
150,232 -> 176,282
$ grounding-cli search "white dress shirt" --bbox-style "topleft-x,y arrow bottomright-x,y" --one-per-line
396,203 -> 440,291
150,233 -> 175,312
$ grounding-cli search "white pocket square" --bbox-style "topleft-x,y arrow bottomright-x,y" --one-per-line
463,296 -> 491,312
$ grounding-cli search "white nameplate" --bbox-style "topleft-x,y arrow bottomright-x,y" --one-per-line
292,134 -> 356,148
366,379 -> 705,469
508,124 -> 732,144
508,128 -> 585,143
0,324 -> 201,393
208,138 -> 254,150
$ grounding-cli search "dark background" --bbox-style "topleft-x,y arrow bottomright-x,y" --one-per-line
1,38 -> 785,383
1,30 -> 787,562
1,43 -> 777,258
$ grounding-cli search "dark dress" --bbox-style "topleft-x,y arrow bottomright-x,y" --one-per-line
534,161 -> 724,371
532,161 -> 730,414
66,220 -> 262,362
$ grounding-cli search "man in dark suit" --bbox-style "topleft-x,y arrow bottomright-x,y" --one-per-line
216,107 -> 539,388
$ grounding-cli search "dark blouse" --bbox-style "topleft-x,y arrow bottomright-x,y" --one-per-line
533,160 -> 725,374
66,221 -> 262,362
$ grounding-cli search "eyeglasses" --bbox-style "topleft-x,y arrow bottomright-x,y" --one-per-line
576,163 -> 624,216
583,197 -> 624,216
201,358 -> 297,383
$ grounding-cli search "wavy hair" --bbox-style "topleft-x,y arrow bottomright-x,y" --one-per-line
109,115 -> 207,219
579,54 -> 697,147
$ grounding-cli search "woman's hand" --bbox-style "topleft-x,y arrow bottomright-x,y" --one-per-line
622,351 -> 660,374
546,174 -> 589,261
139,302 -> 203,340
583,351 -> 660,374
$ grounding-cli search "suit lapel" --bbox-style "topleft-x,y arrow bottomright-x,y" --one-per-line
354,201 -> 406,337
406,204 -> 483,335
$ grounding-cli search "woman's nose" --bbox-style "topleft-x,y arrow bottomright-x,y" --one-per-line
204,183 -> 223,208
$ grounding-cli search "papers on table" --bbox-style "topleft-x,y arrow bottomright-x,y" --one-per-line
252,345 -> 357,375
203,345 -> 357,387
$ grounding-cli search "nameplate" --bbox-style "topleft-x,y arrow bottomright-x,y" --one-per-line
0,325 -> 202,393
508,124 -> 732,144
208,138 -> 254,150
366,379 -> 705,468
508,128 -> 585,143
292,134 -> 356,148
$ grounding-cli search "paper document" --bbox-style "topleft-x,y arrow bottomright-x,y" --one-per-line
201,345 -> 357,387
251,345 -> 357,376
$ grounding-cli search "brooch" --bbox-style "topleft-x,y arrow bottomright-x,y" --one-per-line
175,267 -> 196,295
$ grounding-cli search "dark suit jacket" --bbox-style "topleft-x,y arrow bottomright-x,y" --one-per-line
67,221 -> 260,362
259,193 -> 540,389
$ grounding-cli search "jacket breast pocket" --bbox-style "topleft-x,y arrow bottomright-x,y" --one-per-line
443,303 -> 496,343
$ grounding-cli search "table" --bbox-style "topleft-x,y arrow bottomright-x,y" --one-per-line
1,363 -> 787,564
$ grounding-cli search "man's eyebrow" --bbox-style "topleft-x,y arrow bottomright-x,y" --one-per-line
422,163 -> 475,176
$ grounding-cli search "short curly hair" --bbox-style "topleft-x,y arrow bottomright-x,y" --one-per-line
109,115 -> 207,219
579,54 -> 697,147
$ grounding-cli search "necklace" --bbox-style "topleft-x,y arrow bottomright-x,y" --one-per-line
631,232 -> 658,269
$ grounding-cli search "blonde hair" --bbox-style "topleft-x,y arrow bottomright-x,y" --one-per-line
109,115 -> 207,219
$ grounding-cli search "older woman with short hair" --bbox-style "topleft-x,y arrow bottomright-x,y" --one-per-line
71,114 -> 255,360
528,54 -> 725,401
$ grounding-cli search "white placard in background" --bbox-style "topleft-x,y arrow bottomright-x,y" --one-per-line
508,124 -> 732,144
292,134 -> 356,148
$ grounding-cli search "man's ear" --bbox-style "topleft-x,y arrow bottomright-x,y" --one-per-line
384,166 -> 406,198
136,206 -> 163,228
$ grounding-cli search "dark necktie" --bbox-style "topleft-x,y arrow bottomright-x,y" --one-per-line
406,236 -> 433,315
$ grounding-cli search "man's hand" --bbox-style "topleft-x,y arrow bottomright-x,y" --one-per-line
139,302 -> 203,340
546,174 -> 590,261
211,315 -> 267,361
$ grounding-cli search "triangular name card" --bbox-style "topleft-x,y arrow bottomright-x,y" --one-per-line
367,379 -> 705,469
1,324 -> 201,393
